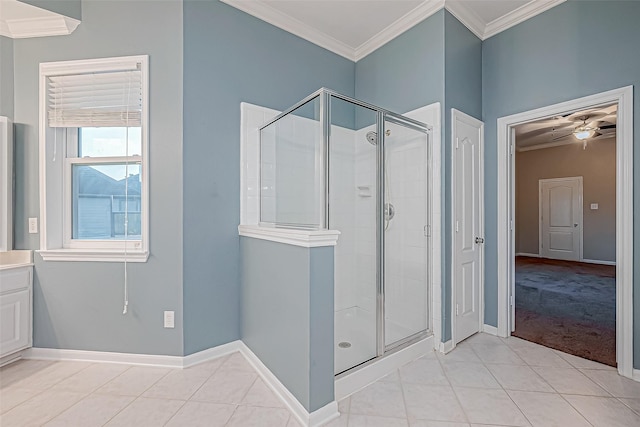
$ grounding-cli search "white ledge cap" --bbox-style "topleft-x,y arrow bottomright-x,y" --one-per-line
238,225 -> 340,248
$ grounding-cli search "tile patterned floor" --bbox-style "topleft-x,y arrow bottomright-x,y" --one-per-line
1,334 -> 639,426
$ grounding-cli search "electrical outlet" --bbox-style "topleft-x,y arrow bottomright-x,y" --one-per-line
163,311 -> 175,328
28,217 -> 38,234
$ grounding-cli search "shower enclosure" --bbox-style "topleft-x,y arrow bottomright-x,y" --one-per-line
260,89 -> 431,375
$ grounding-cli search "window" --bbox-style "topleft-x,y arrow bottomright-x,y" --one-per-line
39,56 -> 149,262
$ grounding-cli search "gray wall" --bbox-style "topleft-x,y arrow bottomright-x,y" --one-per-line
182,0 -> 355,355
515,140 -> 616,262
241,237 -> 334,412
0,36 -> 13,119
13,0 -> 184,355
19,0 -> 81,20
482,0 -> 640,367
443,10 -> 482,341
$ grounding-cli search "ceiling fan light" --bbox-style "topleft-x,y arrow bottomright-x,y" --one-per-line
574,129 -> 591,140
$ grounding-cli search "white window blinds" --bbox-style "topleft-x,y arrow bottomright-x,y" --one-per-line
47,67 -> 142,128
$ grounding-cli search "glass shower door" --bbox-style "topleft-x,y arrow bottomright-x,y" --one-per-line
383,115 -> 429,348
330,95 -> 379,374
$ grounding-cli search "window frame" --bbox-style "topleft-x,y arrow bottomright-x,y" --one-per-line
38,55 -> 149,262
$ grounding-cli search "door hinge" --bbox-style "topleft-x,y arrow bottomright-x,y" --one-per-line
455,220 -> 459,233
510,219 -> 513,231
510,142 -> 514,156
456,137 -> 459,149
424,225 -> 430,237
510,295 -> 515,306
456,304 -> 459,316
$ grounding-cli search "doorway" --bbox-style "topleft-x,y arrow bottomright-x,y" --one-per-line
496,86 -> 634,378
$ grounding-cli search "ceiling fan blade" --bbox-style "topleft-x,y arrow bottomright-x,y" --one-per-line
599,124 -> 616,130
551,132 -> 574,141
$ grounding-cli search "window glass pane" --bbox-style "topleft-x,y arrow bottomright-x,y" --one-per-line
72,163 -> 142,240
79,127 -> 141,157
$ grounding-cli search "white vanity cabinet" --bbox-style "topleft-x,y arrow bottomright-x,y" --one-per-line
0,254 -> 33,363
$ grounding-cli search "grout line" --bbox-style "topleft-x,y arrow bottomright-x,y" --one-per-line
435,350 -> 471,425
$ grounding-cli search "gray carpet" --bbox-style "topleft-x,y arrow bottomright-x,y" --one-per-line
513,256 -> 616,366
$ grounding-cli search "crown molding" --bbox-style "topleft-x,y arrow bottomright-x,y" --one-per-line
483,0 -> 566,40
355,0 -> 445,61
0,15 -> 80,39
444,1 -> 484,40
220,0 -> 355,61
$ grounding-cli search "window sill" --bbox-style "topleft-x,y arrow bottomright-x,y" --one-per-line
37,249 -> 149,263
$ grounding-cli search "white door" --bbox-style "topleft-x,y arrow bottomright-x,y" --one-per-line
539,177 -> 582,261
452,110 -> 484,344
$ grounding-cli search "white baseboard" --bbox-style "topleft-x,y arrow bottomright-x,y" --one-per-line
336,336 -> 433,401
483,324 -> 498,336
438,339 -> 454,354
516,252 -> 540,257
581,258 -> 616,266
23,341 -> 243,369
23,341 -> 337,426
238,342 -> 338,427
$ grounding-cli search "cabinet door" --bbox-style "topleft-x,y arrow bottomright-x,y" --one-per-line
0,290 -> 30,357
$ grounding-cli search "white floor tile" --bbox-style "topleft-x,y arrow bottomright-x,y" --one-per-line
0,387 -> 41,414
142,367 -> 210,400
0,389 -> 86,426
402,384 -> 467,423
563,394 -> 640,427
399,357 -> 449,386
410,422 -> 470,427
379,370 -> 401,382
225,405 -> 291,427
241,378 -> 285,408
553,351 -> 616,370
322,413 -> 348,427
349,381 -> 407,418
190,370 -> 257,404
507,390 -> 591,427
436,345 -> 481,363
0,360 -> 54,389
164,401 -> 236,427
532,367 -> 610,396
338,397 -> 351,414
441,361 -> 501,389
52,363 -> 130,393
501,336 -> 540,350
7,361 -> 91,390
453,387 -> 529,426
510,346 -> 573,368
579,368 -> 640,398
619,397 -> 640,415
104,397 -> 184,427
219,352 -> 256,373
43,393 -> 135,427
96,366 -> 169,396
462,333 -> 504,346
470,343 -> 526,365
286,415 -> 304,427
348,414 -> 409,426
485,364 -> 554,392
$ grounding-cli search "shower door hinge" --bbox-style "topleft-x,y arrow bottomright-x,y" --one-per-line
456,304 -> 459,316
456,137 -> 459,149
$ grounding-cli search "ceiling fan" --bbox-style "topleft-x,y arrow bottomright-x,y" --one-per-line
550,114 -> 616,147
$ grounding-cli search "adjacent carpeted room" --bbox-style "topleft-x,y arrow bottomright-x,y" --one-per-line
513,256 -> 616,367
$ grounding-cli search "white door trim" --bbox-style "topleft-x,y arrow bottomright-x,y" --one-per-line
538,176 -> 584,261
451,108 -> 484,347
497,86 -> 634,379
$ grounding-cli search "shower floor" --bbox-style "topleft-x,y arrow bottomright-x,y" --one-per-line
334,306 -> 416,374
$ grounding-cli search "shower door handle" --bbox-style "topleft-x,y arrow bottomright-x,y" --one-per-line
475,237 -> 484,244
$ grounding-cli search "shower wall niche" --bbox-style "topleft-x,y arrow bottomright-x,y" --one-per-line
257,89 -> 431,375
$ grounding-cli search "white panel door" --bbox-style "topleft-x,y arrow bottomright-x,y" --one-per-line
452,110 -> 484,344
539,177 -> 582,261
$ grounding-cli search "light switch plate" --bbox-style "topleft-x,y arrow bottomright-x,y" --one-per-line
590,203 -> 599,210
164,311 -> 175,328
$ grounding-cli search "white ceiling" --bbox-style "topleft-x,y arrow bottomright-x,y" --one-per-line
515,104 -> 617,151
221,0 -> 566,61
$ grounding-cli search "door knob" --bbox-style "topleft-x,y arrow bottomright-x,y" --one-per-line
475,237 -> 484,244
574,223 -> 578,227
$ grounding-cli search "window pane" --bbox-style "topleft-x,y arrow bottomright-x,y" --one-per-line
72,163 -> 142,240
79,127 -> 141,157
